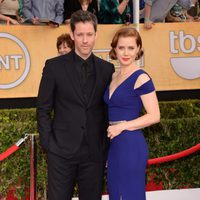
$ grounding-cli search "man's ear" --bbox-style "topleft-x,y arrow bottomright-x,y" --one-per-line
70,31 -> 74,41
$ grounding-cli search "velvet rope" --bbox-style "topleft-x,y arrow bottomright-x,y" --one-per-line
0,135 -> 29,162
148,143 -> 200,165
0,145 -> 19,161
1,138 -> 199,165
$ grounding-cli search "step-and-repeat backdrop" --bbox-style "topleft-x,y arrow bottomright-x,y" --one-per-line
0,23 -> 200,98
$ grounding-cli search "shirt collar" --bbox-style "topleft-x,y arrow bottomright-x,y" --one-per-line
73,50 -> 94,67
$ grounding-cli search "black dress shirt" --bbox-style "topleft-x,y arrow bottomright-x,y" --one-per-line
73,51 -> 96,105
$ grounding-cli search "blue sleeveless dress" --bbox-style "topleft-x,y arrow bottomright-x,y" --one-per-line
104,69 -> 155,200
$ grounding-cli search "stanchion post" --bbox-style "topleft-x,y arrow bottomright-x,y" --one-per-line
132,0 -> 140,31
30,134 -> 36,200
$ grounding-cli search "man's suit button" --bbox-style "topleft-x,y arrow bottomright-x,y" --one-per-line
81,126 -> 85,130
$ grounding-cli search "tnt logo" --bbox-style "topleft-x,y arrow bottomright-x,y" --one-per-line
169,31 -> 200,80
0,33 -> 30,89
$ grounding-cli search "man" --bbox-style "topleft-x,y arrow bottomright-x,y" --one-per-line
37,10 -> 114,200
23,0 -> 64,26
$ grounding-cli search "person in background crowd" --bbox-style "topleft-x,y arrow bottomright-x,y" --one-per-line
97,0 -> 101,10
99,0 -> 131,24
64,0 -> 98,24
139,0 -> 145,20
22,0 -> 64,27
120,0 -> 145,24
37,10 -> 114,200
142,0 -> 194,29
187,0 -> 200,17
166,0 -> 199,22
56,33 -> 74,56
140,0 -> 145,9
104,27 -> 160,200
0,0 -> 23,24
79,0 -> 90,11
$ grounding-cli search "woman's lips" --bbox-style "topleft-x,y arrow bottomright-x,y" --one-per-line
122,58 -> 130,61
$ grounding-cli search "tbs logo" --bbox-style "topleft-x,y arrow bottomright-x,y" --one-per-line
170,31 -> 200,80
0,33 -> 30,89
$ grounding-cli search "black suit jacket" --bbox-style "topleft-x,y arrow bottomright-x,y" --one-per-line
37,51 -> 114,161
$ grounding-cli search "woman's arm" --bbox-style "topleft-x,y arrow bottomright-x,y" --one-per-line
144,2 -> 154,29
117,0 -> 129,15
107,74 -> 160,139
0,14 -> 19,24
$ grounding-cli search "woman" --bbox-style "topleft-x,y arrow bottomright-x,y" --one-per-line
104,27 -> 160,200
99,0 -> 131,24
56,33 -> 74,56
0,0 -> 23,24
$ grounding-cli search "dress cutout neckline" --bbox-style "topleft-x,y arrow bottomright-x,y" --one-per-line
109,69 -> 142,100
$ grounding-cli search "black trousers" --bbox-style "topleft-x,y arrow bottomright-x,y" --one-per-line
47,143 -> 104,200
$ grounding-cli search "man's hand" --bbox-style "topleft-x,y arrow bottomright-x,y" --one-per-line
31,17 -> 40,25
48,21 -> 59,28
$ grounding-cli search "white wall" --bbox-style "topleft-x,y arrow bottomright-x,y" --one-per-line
72,188 -> 200,200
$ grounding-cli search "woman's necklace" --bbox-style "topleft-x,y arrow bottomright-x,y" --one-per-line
117,67 -> 137,80
112,68 -> 134,87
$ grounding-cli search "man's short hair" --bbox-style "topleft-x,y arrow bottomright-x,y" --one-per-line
70,10 -> 98,33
